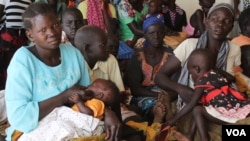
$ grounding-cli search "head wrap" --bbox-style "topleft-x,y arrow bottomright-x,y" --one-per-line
207,3 -> 234,19
143,14 -> 164,33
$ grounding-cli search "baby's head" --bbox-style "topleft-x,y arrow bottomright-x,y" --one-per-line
86,79 -> 120,107
62,8 -> 84,45
107,34 -> 119,57
149,0 -> 162,15
187,48 -> 215,82
240,45 -> 250,77
74,25 -> 109,61
239,8 -> 250,37
23,2 -> 61,48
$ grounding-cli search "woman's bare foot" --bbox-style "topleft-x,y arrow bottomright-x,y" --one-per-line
157,92 -> 173,121
153,103 -> 166,123
173,130 -> 190,141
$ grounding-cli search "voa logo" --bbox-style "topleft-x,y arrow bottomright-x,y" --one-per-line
226,129 -> 247,136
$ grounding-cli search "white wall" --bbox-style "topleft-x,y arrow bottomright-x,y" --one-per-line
176,0 -> 232,19
176,0 -> 199,19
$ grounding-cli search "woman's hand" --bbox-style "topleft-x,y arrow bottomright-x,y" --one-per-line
104,108 -> 122,141
38,85 -> 87,120
177,85 -> 194,103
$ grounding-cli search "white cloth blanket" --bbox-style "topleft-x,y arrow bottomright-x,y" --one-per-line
18,106 -> 104,141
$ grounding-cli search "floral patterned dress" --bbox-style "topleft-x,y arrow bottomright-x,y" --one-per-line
116,0 -> 148,43
194,70 -> 250,123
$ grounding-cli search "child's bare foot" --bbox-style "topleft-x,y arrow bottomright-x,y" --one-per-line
157,92 -> 170,104
153,103 -> 166,123
157,92 -> 173,121
173,130 -> 190,141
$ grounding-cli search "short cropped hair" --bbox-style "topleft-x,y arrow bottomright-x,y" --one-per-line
74,25 -> 106,49
62,7 -> 83,21
22,2 -> 56,29
95,79 -> 120,106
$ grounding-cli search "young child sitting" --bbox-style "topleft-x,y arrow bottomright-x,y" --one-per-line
146,0 -> 164,21
160,0 -> 188,49
74,25 -> 125,93
161,0 -> 187,33
161,48 -> 250,141
61,7 -> 85,45
188,0 -> 215,38
74,25 -> 146,140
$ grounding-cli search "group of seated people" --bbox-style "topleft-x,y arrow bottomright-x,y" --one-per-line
1,0 -> 250,141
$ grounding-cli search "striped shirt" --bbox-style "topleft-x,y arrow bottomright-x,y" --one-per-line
0,0 -> 6,30
0,14 -> 5,30
4,0 -> 33,29
162,5 -> 184,26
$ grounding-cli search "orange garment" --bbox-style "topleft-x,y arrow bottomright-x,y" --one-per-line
126,121 -> 177,141
235,73 -> 250,97
72,98 -> 105,119
139,52 -> 169,86
126,121 -> 161,141
231,35 -> 250,47
11,130 -> 23,141
163,32 -> 188,49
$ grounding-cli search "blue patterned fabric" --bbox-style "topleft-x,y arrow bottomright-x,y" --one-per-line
131,96 -> 157,115
143,13 -> 164,32
117,41 -> 134,60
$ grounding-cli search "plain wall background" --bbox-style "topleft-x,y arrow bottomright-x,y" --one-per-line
176,0 -> 233,19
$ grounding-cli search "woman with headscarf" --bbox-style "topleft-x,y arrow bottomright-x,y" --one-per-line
124,15 -> 176,122
155,3 -> 241,141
